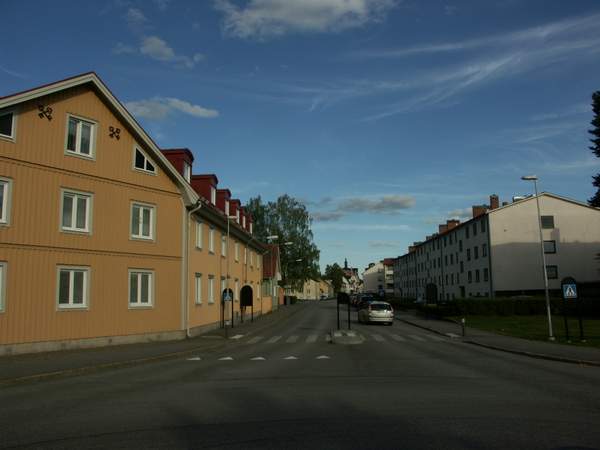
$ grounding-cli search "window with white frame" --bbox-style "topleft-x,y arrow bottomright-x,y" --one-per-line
0,262 -> 6,312
133,147 -> 156,174
195,221 -> 203,249
131,203 -> 154,240
250,250 -> 254,267
183,162 -> 191,183
235,241 -> 239,261
208,275 -> 215,304
242,215 -> 246,228
57,266 -> 89,308
209,227 -> 215,253
210,186 -> 216,205
221,235 -> 227,257
195,273 -> 202,305
66,116 -> 95,158
0,110 -> 16,140
236,210 -> 240,223
61,190 -> 92,233
257,254 -> 261,270
129,270 -> 153,307
225,200 -> 230,216
250,222 -> 253,234
0,178 -> 12,225
244,246 -> 247,264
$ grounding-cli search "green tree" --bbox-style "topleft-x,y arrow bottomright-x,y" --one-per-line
245,195 -> 320,291
590,91 -> 600,207
324,263 -> 345,293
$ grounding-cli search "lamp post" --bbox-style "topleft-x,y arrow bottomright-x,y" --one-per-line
521,175 -> 554,341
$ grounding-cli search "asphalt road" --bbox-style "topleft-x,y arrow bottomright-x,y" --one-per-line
1,300 -> 600,449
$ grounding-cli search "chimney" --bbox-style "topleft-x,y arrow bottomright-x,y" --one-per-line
472,205 -> 487,218
489,194 -> 499,210
190,174 -> 219,205
161,148 -> 194,181
438,224 -> 448,234
446,219 -> 460,230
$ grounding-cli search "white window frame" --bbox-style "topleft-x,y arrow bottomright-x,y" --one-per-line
195,273 -> 202,305
60,188 -> 93,234
243,215 -> 246,228
65,114 -> 96,159
130,201 -> 155,241
210,186 -> 216,205
244,246 -> 247,264
257,254 -> 261,270
250,222 -> 253,234
0,177 -> 13,226
221,235 -> 227,257
225,200 -> 230,216
195,221 -> 203,249
209,227 -> 215,253
132,146 -> 157,175
128,269 -> 154,308
235,241 -> 239,262
0,262 -> 6,312
236,210 -> 240,223
208,275 -> 215,304
183,162 -> 191,183
250,250 -> 254,267
56,266 -> 90,310
0,109 -> 17,142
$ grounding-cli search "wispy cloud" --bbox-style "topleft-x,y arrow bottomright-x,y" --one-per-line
310,194 -> 415,222
0,65 -> 27,79
447,207 -> 472,220
369,240 -> 402,249
313,223 -> 411,232
126,97 -> 219,120
530,103 -> 591,122
214,0 -> 397,40
311,212 -> 345,222
140,36 -> 205,68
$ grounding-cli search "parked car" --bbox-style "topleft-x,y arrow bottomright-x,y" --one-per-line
358,301 -> 394,325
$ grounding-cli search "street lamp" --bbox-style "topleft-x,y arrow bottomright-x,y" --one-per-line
521,175 -> 555,341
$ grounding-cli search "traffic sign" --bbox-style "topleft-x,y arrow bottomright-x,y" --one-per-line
562,283 -> 577,299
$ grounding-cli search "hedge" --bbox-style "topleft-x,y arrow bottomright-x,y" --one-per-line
417,297 -> 600,318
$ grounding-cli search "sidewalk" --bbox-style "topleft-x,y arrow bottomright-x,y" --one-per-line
397,310 -> 600,366
0,304 -> 301,385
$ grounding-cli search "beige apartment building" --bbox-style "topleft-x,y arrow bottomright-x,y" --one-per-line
394,193 -> 600,302
0,73 -> 270,354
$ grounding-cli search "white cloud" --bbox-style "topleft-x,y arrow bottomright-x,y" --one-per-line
112,42 -> 136,55
369,240 -> 402,249
336,194 -> 415,213
153,0 -> 171,11
126,97 -> 220,120
447,207 -> 472,220
311,212 -> 345,222
139,36 -> 205,68
214,0 -> 397,39
126,7 -> 148,29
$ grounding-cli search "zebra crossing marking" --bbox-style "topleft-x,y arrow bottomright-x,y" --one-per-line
306,334 -> 318,343
250,357 -> 265,361
187,356 -> 201,361
316,355 -> 330,360
286,335 -> 299,343
371,334 -> 385,342
246,336 -> 263,344
429,335 -> 446,341
266,336 -> 282,344
408,335 -> 426,342
284,356 -> 298,360
218,356 -> 233,361
391,334 -> 406,342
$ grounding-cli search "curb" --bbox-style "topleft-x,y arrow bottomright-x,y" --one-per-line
0,304 -> 302,386
398,316 -> 600,367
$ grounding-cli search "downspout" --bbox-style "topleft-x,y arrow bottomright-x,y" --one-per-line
184,200 -> 203,338
486,214 -> 495,299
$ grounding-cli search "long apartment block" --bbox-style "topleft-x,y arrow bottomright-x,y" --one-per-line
0,73 -> 276,355
393,194 -> 600,301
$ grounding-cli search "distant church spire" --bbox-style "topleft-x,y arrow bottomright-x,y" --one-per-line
344,258 -> 348,269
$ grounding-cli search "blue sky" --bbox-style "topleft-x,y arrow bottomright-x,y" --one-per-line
2,0 -> 600,273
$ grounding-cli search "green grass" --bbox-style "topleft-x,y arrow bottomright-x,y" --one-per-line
451,315 -> 600,348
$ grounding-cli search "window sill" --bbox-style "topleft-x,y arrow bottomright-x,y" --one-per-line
0,134 -> 15,143
131,236 -> 155,242
57,305 -> 89,311
65,150 -> 95,161
61,228 -> 91,236
128,304 -> 154,310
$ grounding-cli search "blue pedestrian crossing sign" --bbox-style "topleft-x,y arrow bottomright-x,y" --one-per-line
562,283 -> 577,299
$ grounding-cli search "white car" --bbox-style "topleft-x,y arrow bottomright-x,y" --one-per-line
358,301 -> 394,325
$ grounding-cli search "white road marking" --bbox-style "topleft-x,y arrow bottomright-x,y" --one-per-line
187,356 -> 201,361
283,356 -> 298,360
347,331 -> 356,337
371,334 -> 385,342
286,335 -> 299,343
391,334 -> 406,342
446,332 -> 461,338
230,334 -> 244,340
218,356 -> 233,361
316,355 -> 330,360
247,336 -> 263,344
250,357 -> 266,361
429,335 -> 445,341
266,336 -> 282,344
306,334 -> 318,343
408,335 -> 426,342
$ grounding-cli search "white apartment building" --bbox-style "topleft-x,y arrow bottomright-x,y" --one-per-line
394,193 -> 600,301
362,262 -> 384,294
